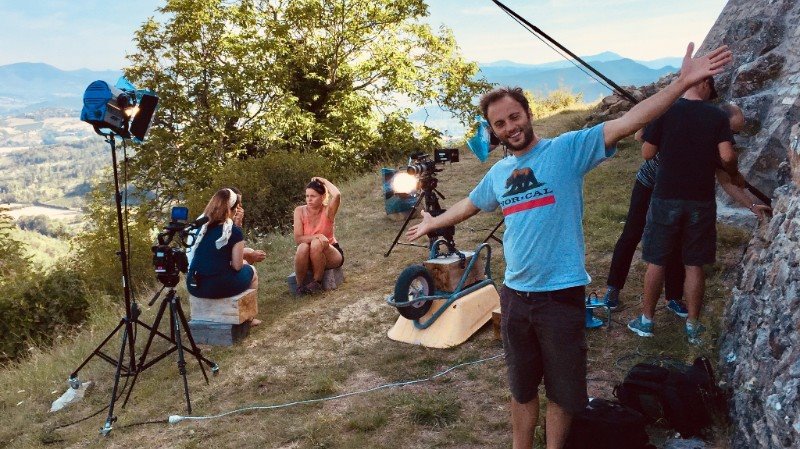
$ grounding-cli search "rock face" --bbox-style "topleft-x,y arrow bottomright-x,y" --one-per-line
588,2 -> 800,448
720,169 -> 800,449
703,2 -> 800,448
699,0 -> 800,198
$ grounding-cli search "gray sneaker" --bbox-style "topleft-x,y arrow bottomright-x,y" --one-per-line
627,316 -> 654,337
667,299 -> 689,318
686,321 -> 706,345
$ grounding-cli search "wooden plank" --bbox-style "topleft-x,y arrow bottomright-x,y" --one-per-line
189,289 -> 258,324
423,251 -> 486,292
491,306 -> 502,340
188,320 -> 250,346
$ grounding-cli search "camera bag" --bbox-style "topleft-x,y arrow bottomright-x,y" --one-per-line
613,356 -> 725,438
564,398 -> 655,449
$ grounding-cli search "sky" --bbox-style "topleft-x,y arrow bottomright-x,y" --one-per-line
0,0 -> 728,71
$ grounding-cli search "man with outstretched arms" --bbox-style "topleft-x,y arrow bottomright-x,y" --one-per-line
406,43 -> 732,449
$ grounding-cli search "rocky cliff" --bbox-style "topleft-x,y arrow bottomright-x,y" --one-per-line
588,1 -> 800,447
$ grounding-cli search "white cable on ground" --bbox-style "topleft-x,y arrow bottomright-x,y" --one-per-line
168,353 -> 504,424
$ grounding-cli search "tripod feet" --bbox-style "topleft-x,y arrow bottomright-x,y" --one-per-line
68,376 -> 81,389
99,417 -> 116,436
211,364 -> 220,376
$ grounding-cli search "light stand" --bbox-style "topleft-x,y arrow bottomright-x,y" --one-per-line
68,130 -> 145,435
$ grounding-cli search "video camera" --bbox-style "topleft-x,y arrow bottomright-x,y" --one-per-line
404,148 -> 459,178
152,206 -> 207,288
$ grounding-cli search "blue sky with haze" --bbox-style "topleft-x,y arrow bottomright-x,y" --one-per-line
0,0 -> 727,71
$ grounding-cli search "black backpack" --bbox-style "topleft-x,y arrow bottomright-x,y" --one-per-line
613,356 -> 725,438
564,398 -> 655,449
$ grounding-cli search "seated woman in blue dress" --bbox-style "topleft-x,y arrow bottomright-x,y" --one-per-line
186,188 -> 260,322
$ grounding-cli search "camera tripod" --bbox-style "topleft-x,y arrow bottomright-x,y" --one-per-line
122,284 -> 218,415
384,173 -> 457,257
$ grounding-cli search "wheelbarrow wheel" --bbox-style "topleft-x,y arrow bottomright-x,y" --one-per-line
394,265 -> 434,320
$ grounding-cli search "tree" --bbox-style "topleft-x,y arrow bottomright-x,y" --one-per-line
124,0 -> 489,212
0,207 -> 31,288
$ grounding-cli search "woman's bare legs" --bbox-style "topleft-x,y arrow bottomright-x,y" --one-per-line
309,238 -> 328,282
294,242 -> 311,285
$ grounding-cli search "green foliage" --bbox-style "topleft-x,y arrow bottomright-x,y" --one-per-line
71,180 -> 155,295
16,214 -> 68,238
0,140 -> 107,204
0,208 -> 32,288
124,0 -> 490,213
525,88 -> 584,119
0,266 -> 89,361
185,151 -> 336,232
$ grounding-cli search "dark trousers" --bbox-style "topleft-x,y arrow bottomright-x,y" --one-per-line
607,180 -> 684,299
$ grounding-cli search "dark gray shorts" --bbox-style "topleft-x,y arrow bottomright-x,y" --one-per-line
642,197 -> 716,266
500,285 -> 588,414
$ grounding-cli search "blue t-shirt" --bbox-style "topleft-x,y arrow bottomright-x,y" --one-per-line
188,224 -> 245,276
468,123 -> 615,292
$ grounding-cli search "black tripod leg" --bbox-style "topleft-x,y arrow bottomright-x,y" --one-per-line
122,297 -> 169,408
169,298 -> 192,414
100,321 -> 131,436
174,298 -> 215,383
384,194 -> 425,257
70,318 -> 125,381
483,218 -> 505,244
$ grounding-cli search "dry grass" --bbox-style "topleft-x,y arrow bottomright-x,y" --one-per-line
0,107 -> 749,448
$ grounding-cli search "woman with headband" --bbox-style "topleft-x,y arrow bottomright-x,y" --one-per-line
186,188 -> 259,320
293,177 -> 343,294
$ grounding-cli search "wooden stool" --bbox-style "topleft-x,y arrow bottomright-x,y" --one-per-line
188,289 -> 258,346
287,267 -> 344,295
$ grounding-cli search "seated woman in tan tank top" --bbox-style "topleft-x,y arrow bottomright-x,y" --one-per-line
293,177 -> 343,294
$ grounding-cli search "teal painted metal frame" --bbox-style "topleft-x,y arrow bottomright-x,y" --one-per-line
386,242 -> 495,330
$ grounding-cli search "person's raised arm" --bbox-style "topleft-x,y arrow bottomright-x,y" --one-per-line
315,177 -> 341,220
406,197 -> 481,242
603,43 -> 732,148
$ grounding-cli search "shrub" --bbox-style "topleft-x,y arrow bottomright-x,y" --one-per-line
0,266 -> 89,361
527,88 -> 584,119
185,152 -> 337,233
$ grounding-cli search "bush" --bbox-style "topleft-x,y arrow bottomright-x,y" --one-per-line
527,88 -> 584,119
185,152 -> 337,233
0,266 -> 89,361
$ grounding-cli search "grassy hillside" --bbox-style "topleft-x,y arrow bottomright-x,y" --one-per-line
10,228 -> 70,269
0,107 -> 749,448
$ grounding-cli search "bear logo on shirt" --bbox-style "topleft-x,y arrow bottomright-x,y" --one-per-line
503,167 -> 544,197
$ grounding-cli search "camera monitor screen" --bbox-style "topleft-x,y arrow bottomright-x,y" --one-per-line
171,206 -> 189,223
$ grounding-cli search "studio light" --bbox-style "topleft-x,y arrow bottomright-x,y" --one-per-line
80,77 -> 158,142
391,172 -> 418,194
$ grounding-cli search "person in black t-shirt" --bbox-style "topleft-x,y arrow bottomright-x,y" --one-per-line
628,76 -> 745,345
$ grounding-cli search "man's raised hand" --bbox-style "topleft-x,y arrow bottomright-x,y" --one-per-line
406,210 -> 434,242
679,42 -> 732,87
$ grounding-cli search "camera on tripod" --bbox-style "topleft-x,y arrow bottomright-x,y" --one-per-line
404,148 -> 459,178
384,148 -> 460,257
152,206 -> 206,288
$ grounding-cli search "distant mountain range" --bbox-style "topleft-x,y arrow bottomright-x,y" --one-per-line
410,51 -> 680,134
477,51 -> 678,100
0,53 -> 680,133
0,63 -> 122,113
